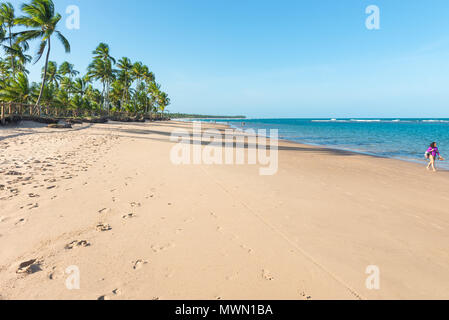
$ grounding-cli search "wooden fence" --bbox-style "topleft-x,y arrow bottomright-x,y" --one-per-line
0,102 -> 168,124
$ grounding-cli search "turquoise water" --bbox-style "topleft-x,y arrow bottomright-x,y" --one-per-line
197,118 -> 449,170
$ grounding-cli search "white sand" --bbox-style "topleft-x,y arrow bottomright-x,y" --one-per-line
0,120 -> 448,300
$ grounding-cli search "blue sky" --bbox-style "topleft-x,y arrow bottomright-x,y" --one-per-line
8,0 -> 449,118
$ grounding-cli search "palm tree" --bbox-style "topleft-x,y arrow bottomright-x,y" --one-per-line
60,76 -> 74,98
38,82 -> 57,107
56,86 -> 69,110
117,57 -> 133,107
89,43 -> 115,111
42,61 -> 60,87
0,72 -> 32,103
0,2 -> 16,76
7,43 -> 32,74
87,58 -> 115,111
146,81 -> 160,118
70,94 -> 85,116
157,91 -> 170,117
142,67 -> 155,114
109,79 -> 123,109
0,17 -> 169,120
15,0 -> 70,107
0,58 -> 10,81
134,81 -> 148,113
143,67 -> 155,84
59,61 -> 79,79
85,84 -> 102,110
92,43 -> 116,64
132,62 -> 146,87
73,77 -> 88,98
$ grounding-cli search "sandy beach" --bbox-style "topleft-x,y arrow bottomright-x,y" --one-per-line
1,120 -> 449,300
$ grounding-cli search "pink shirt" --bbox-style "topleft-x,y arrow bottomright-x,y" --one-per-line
427,147 -> 440,157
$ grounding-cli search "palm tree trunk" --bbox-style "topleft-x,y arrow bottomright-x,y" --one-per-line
121,81 -> 127,109
36,38 -> 51,107
102,80 -> 106,110
8,25 -> 15,77
106,80 -> 110,112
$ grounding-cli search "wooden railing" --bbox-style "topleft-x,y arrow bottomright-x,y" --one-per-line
0,102 -> 169,124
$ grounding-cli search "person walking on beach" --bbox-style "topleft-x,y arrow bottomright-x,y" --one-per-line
426,142 -> 445,172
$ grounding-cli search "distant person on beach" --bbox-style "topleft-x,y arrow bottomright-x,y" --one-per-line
426,142 -> 445,172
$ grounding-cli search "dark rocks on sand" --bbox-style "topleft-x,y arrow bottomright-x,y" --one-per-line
17,259 -> 42,274
66,118 -> 83,124
48,123 -> 72,129
82,117 -> 108,124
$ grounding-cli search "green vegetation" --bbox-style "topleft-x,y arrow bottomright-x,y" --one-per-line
169,113 -> 246,119
0,0 -> 170,120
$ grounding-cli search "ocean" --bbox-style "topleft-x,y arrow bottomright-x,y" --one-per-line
195,118 -> 449,170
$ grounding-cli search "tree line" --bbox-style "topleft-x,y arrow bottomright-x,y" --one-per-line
0,0 -> 170,118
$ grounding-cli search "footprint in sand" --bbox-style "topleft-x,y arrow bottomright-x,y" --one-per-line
122,213 -> 136,219
226,273 -> 239,281
262,269 -> 274,281
98,208 -> 111,214
112,288 -> 121,296
299,291 -> 312,300
151,244 -> 174,253
48,272 -> 59,280
17,259 -> 42,274
65,240 -> 91,250
130,202 -> 141,208
184,217 -> 195,223
132,259 -> 148,270
48,266 -> 65,280
98,288 -> 121,300
5,170 -> 22,176
15,218 -> 27,226
240,244 -> 253,254
96,223 -> 112,232
28,203 -> 39,210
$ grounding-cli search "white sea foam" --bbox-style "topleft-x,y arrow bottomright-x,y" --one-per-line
422,120 -> 449,123
312,119 -> 400,123
350,119 -> 382,122
311,119 -> 347,123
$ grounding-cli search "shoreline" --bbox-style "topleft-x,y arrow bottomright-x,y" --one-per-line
183,119 -> 449,174
1,120 -> 449,300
